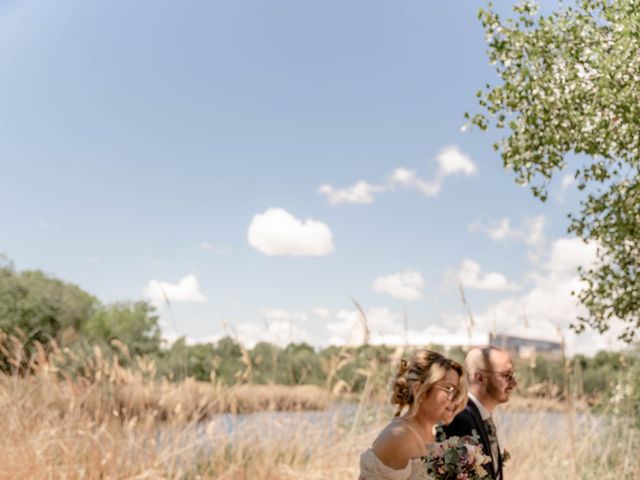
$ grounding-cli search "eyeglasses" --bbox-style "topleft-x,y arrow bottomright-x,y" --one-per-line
479,369 -> 517,382
433,384 -> 461,401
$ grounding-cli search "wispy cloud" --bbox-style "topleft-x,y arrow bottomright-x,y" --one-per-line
199,242 -> 232,255
372,269 -> 425,300
469,215 -> 546,262
247,208 -> 334,256
469,215 -> 545,246
469,217 -> 513,241
389,168 -> 441,197
319,145 -> 476,205
37,220 -> 61,232
317,181 -> 386,205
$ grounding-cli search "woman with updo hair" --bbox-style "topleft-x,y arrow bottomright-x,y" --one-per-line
359,350 -> 468,480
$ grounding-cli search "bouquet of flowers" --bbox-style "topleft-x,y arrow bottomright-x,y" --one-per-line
422,427 -> 491,480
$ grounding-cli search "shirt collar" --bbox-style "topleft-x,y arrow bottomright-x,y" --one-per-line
468,392 -> 491,420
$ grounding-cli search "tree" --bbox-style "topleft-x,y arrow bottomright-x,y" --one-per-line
82,301 -> 162,357
0,256 -> 96,343
250,341 -> 281,383
470,0 -> 640,341
156,338 -> 217,381
280,342 -> 323,385
211,336 -> 245,385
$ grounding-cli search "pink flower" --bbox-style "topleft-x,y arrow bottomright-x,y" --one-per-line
433,445 -> 445,457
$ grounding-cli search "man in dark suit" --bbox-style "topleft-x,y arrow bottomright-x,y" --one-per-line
443,346 -> 517,480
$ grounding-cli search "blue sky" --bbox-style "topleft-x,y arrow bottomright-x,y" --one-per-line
0,1 -> 626,355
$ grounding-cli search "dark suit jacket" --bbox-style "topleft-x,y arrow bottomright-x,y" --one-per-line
442,399 -> 502,480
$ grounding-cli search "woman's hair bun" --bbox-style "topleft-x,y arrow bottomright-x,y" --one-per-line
390,359 -> 411,414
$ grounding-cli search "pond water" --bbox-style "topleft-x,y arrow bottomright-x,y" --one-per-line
149,402 -> 605,465
151,403 -> 360,465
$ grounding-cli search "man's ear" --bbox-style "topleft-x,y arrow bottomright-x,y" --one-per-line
473,371 -> 484,384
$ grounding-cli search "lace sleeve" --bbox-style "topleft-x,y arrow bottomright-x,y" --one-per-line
359,449 -> 413,480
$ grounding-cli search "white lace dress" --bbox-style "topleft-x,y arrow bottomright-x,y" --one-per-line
359,449 -> 432,480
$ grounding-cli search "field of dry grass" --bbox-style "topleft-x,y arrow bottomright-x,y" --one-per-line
0,340 -> 637,479
2,373 -> 638,479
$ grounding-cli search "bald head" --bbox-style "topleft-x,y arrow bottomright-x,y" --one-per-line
465,347 -> 501,378
464,346 -> 516,411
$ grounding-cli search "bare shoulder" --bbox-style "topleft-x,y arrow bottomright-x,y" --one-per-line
371,419 -> 423,470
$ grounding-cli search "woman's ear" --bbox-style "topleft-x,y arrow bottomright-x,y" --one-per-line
411,381 -> 422,398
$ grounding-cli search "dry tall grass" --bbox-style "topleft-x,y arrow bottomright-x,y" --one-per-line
497,409 -> 639,480
0,336 -> 637,479
3,377 -> 638,478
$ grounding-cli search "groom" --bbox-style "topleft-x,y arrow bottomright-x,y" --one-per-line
443,346 -> 517,480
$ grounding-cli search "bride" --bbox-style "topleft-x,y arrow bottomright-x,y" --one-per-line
359,350 -> 467,480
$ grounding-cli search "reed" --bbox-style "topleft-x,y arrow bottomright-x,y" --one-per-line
0,334 -> 637,478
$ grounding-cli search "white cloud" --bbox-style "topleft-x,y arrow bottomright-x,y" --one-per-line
544,237 -> 599,274
390,168 -> 441,197
199,242 -> 232,255
436,145 -> 477,176
236,320 -> 312,348
318,181 -> 386,205
553,173 -> 578,203
326,307 -> 406,346
247,208 -> 334,256
312,307 -> 331,318
223,309 -> 315,348
469,217 -> 513,241
388,168 -> 415,185
561,173 -> 576,189
87,255 -> 101,264
406,323 -> 488,347
143,274 -> 208,307
487,218 -> 512,241
214,308 -> 329,349
372,270 -> 425,300
523,215 -> 546,248
458,259 -> 518,291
